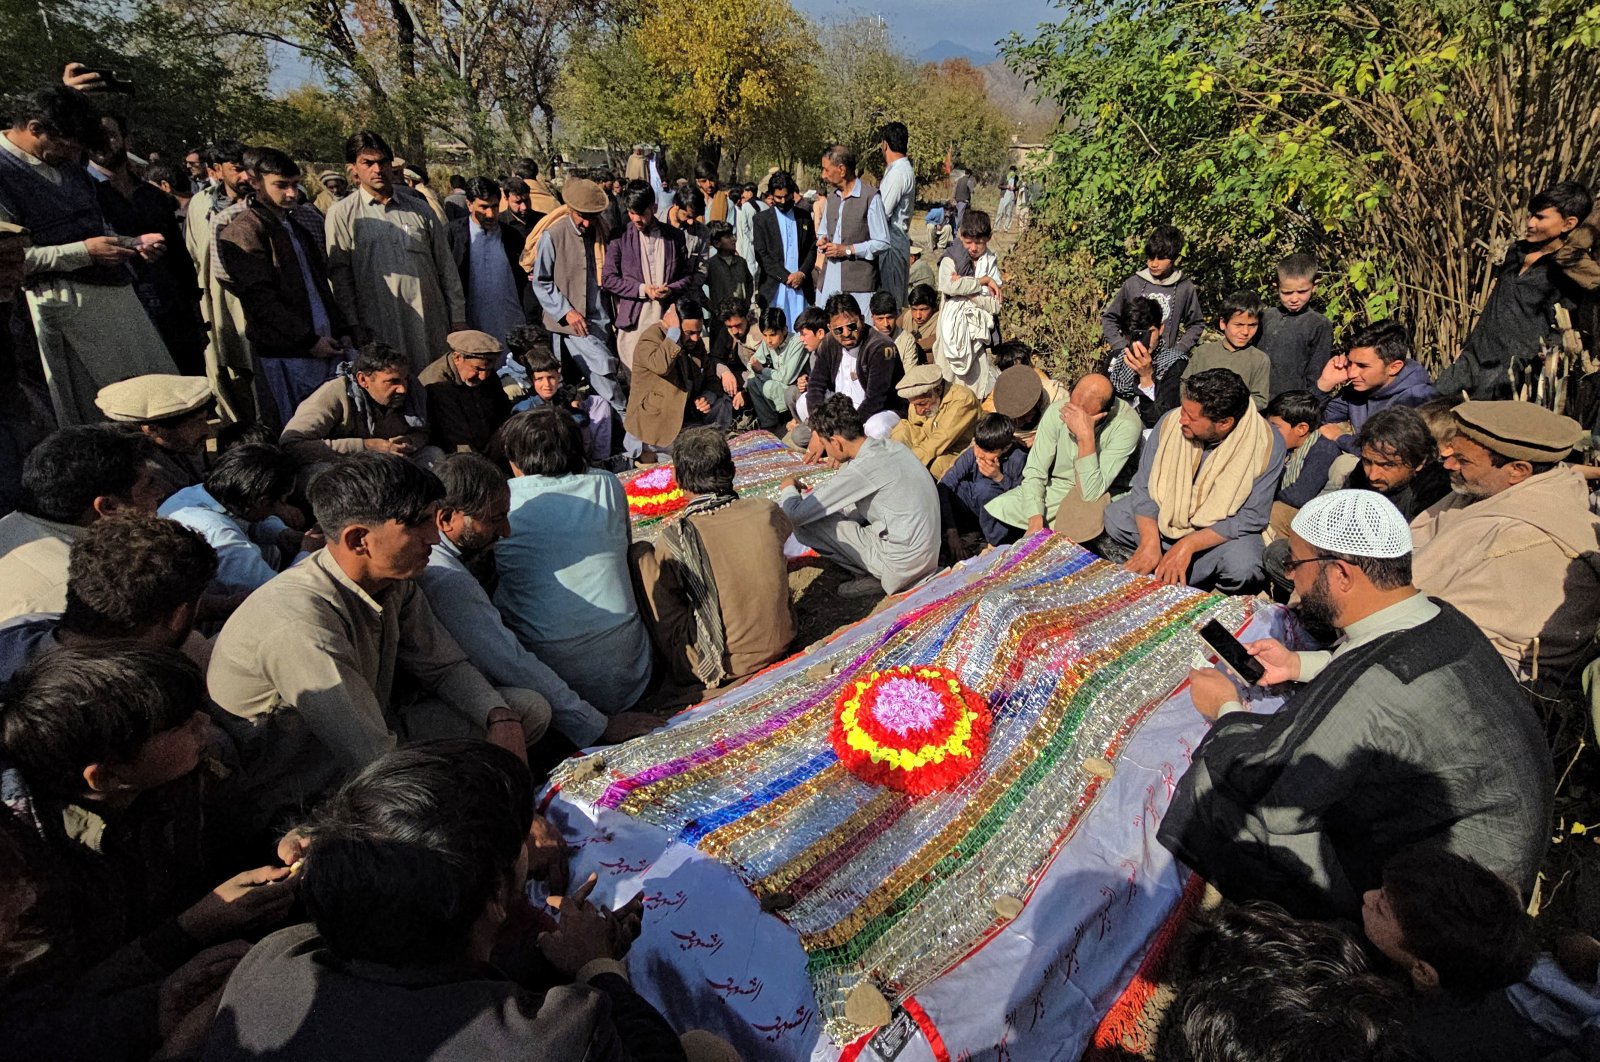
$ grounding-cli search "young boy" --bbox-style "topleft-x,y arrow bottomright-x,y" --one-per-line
1266,389 -> 1341,511
902,282 -> 939,361
1258,251 -> 1334,398
872,289 -> 921,375
511,344 -> 616,464
1363,847 -> 1542,1062
1182,289 -> 1273,408
934,208 -> 1003,399
1316,319 -> 1438,455
1107,296 -> 1184,431
702,219 -> 751,319
1440,180 -> 1594,400
939,413 -> 1028,556
1100,224 -> 1204,359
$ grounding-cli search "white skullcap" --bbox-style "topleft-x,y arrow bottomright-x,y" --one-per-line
1290,489 -> 1412,559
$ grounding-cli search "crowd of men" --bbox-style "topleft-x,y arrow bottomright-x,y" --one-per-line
1,66 -> 1599,1062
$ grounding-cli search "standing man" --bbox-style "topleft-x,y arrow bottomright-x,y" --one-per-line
0,85 -> 177,426
186,139 -> 261,426
877,121 -> 915,305
184,148 -> 206,194
88,115 -> 206,378
216,148 -> 350,427
325,130 -> 466,377
751,172 -> 816,330
529,177 -> 627,417
311,171 -> 349,215
951,161 -> 974,231
625,144 -> 649,183
696,161 -> 731,225
444,175 -> 528,347
816,145 -> 889,319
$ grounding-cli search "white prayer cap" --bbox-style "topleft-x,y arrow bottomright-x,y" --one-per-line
1290,489 -> 1412,559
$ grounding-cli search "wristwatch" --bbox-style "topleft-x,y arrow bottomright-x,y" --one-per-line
847,248 -> 856,260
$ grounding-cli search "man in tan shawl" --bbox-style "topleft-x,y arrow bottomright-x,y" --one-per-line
325,131 -> 466,376
1100,367 -> 1284,591
1410,400 -> 1600,692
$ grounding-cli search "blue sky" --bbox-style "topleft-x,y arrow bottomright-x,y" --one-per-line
794,0 -> 1063,58
267,0 -> 1065,89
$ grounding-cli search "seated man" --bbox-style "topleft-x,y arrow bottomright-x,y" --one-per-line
987,371 -> 1142,543
418,329 -> 512,455
623,303 -> 729,454
982,356 -> 1065,447
419,453 -> 660,747
1100,368 -> 1284,591
890,364 -> 980,478
94,373 -> 215,496
1162,490 -> 1552,920
632,427 -> 795,692
1314,320 -> 1437,455
1343,406 -> 1450,519
871,289 -> 921,376
0,646 -> 295,1003
0,514 -> 216,681
1410,400 -> 1599,690
1264,405 -> 1448,597
202,740 -> 689,1062
279,342 -> 439,471
0,426 -> 162,622
939,412 -> 1028,555
900,282 -> 938,363
207,453 -> 551,838
799,293 -> 906,442
779,394 -> 940,598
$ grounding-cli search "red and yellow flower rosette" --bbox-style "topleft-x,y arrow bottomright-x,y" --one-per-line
625,465 -> 688,518
830,664 -> 991,796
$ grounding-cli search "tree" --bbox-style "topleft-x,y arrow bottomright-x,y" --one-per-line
1003,0 -> 1600,373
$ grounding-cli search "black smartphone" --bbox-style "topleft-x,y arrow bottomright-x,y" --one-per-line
1198,618 -> 1265,684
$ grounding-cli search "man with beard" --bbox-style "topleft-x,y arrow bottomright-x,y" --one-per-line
529,177 -> 627,417
0,85 -> 178,425
751,171 -> 815,331
325,131 -> 467,377
89,114 -> 206,376
417,453 -> 661,748
1409,400 -> 1600,691
417,330 -> 512,454
1160,490 -> 1552,921
279,341 -> 438,475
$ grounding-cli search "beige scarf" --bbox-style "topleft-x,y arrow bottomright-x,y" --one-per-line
1148,402 -> 1275,539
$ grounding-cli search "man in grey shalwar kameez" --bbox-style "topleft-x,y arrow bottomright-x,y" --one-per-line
325,131 -> 466,378
1159,490 -> 1552,921
530,177 -> 627,417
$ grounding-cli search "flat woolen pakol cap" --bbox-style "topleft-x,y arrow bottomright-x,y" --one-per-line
95,374 -> 212,423
562,178 -> 608,214
896,364 -> 945,399
1290,489 -> 1412,559
1452,400 -> 1584,463
447,329 -> 504,357
991,365 -> 1045,420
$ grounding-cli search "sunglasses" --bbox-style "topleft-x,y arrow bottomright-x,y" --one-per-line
830,322 -> 861,338
1282,554 -> 1339,574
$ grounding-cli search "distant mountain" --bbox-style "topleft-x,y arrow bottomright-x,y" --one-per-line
916,40 -> 997,66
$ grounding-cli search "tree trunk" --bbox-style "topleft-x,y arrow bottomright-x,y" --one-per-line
391,0 -> 424,165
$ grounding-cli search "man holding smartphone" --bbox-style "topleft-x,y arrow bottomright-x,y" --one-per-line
0,84 -> 178,425
1158,490 -> 1551,922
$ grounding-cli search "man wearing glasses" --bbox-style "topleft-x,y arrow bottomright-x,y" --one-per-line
1160,489 -> 1550,921
796,293 -> 906,461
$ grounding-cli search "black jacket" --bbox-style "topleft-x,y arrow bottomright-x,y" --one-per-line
805,329 -> 906,422
752,204 -> 817,305
445,215 -> 530,309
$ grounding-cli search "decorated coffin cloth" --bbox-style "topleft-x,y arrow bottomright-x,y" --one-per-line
548,534 -> 1256,1045
621,430 -> 837,541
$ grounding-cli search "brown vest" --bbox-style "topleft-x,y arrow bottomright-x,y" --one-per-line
538,216 -> 597,334
822,180 -> 881,294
